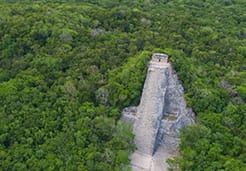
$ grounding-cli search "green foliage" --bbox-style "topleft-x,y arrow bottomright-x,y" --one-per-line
0,0 -> 246,170
99,51 -> 151,109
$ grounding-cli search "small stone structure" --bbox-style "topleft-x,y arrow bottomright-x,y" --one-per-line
151,53 -> 168,63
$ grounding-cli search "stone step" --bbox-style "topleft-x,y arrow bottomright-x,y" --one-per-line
130,151 -> 153,171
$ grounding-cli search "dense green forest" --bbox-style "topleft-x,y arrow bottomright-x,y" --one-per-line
0,0 -> 245,170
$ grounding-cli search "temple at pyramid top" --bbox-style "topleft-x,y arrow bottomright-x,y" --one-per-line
151,53 -> 168,63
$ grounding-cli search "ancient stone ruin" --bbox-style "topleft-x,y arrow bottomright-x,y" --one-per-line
151,53 -> 168,63
121,53 -> 195,171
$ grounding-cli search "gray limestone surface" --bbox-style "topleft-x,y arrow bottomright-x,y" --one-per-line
121,60 -> 195,171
